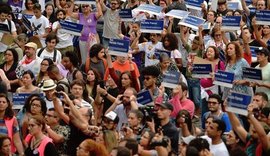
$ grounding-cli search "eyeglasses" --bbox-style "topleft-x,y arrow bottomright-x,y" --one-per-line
82,5 -> 89,8
207,101 -> 219,105
215,34 -> 221,37
31,103 -> 41,107
46,114 -> 57,118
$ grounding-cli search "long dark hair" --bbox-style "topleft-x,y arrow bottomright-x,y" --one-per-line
86,68 -> 101,99
0,94 -> 14,119
22,94 -> 41,113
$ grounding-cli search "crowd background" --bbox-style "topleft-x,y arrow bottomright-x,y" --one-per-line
0,0 -> 270,156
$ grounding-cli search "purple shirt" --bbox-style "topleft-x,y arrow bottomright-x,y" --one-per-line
79,13 -> 97,41
8,0 -> 23,13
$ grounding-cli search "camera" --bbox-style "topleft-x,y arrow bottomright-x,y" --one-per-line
139,105 -> 155,122
150,136 -> 170,148
55,85 -> 64,98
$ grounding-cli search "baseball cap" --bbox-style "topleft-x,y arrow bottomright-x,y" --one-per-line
104,111 -> 119,123
156,101 -> 174,111
255,47 -> 270,57
25,42 -> 37,50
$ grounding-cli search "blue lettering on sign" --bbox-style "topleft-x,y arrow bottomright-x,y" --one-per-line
222,16 -> 241,27
137,4 -> 163,14
163,71 -> 181,84
109,38 -> 130,53
137,90 -> 153,105
141,20 -> 164,31
59,20 -> 83,32
183,15 -> 205,26
250,46 -> 260,57
215,70 -> 234,84
228,92 -> 252,109
192,64 -> 212,74
119,9 -> 133,19
186,0 -> 204,8
243,67 -> 262,80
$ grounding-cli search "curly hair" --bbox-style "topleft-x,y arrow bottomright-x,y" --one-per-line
80,139 -> 109,156
162,33 -> 179,51
225,42 -> 243,63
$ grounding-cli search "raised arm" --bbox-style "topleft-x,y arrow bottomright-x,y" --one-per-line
95,0 -> 103,19
241,0 -> 250,16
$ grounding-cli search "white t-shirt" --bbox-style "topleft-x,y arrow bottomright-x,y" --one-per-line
256,63 -> 270,101
22,0 -> 45,11
138,41 -> 163,67
210,141 -> 229,156
36,48 -> 62,64
16,56 -> 43,78
52,21 -> 73,49
30,15 -> 50,47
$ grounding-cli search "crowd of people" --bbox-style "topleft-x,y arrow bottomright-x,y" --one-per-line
0,0 -> 270,156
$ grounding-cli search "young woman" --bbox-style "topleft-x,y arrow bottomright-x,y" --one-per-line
24,115 -> 58,156
76,139 -> 108,156
36,58 -> 54,86
0,49 -> 19,93
162,33 -> 182,70
0,94 -> 24,155
16,70 -> 42,94
21,97 -> 47,140
94,130 -> 118,153
200,46 -> 225,95
22,0 -> 38,18
42,3 -> 57,30
222,42 -> 253,100
86,69 -> 101,99
138,130 -> 157,156
127,109 -> 144,136
0,135 -> 12,156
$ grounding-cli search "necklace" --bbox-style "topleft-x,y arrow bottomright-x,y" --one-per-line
30,136 -> 44,150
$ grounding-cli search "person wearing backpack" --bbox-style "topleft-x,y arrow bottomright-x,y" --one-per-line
201,94 -> 232,132
36,32 -> 62,64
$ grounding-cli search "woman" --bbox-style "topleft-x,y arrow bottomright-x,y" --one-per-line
0,49 -> 19,92
176,110 -> 200,137
76,139 -> 109,156
162,33 -> 182,70
94,130 -> 118,153
138,130 -> 157,156
86,68 -> 101,99
222,42 -> 253,100
36,58 -> 54,86
22,0 -> 38,18
0,135 -> 11,156
0,94 -> 24,155
71,1 -> 102,64
200,46 -> 225,95
21,97 -> 47,140
155,53 -> 186,97
24,115 -> 58,156
16,70 -> 42,94
127,109 -> 144,136
42,3 -> 57,30
225,130 -> 245,153
205,26 -> 227,51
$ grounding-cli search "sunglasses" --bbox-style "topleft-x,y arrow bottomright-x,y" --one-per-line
82,5 -> 89,8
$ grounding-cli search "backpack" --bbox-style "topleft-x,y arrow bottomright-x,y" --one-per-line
8,20 -> 11,33
84,57 -> 108,73
37,48 -> 57,62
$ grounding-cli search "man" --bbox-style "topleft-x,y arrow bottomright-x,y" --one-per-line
45,108 -> 70,156
217,0 -> 228,16
36,32 -> 62,64
70,79 -> 92,109
52,9 -> 74,55
156,82 -> 195,118
202,94 -> 231,132
105,87 -> 139,130
16,42 -> 42,78
156,101 -> 179,155
47,64 -> 70,93
252,92 -> 269,109
102,111 -> 119,131
100,0 -> 121,47
131,33 -> 163,67
141,65 -> 166,101
30,3 -> 50,47
206,119 -> 229,156
40,79 -> 60,109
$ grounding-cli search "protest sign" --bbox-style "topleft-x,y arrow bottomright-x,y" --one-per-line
74,0 -> 95,5
140,19 -> 164,33
242,67 -> 262,82
210,0 -> 218,11
249,46 -> 260,62
227,2 -> 239,10
137,90 -> 154,105
165,10 -> 190,19
256,10 -> 270,25
213,70 -> 234,88
12,93 -> 44,110
192,64 -> 212,78
119,9 -> 133,21
108,38 -> 130,57
153,49 -> 171,60
178,15 -> 205,31
0,23 -> 9,33
134,4 -> 162,16
162,71 -> 181,88
221,16 -> 241,31
59,20 -> 83,36
227,91 -> 252,116
186,0 -> 204,10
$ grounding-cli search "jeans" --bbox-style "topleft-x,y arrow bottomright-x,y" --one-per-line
187,78 -> 201,109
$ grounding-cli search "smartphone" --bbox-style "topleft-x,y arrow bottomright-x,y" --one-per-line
98,80 -> 105,89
